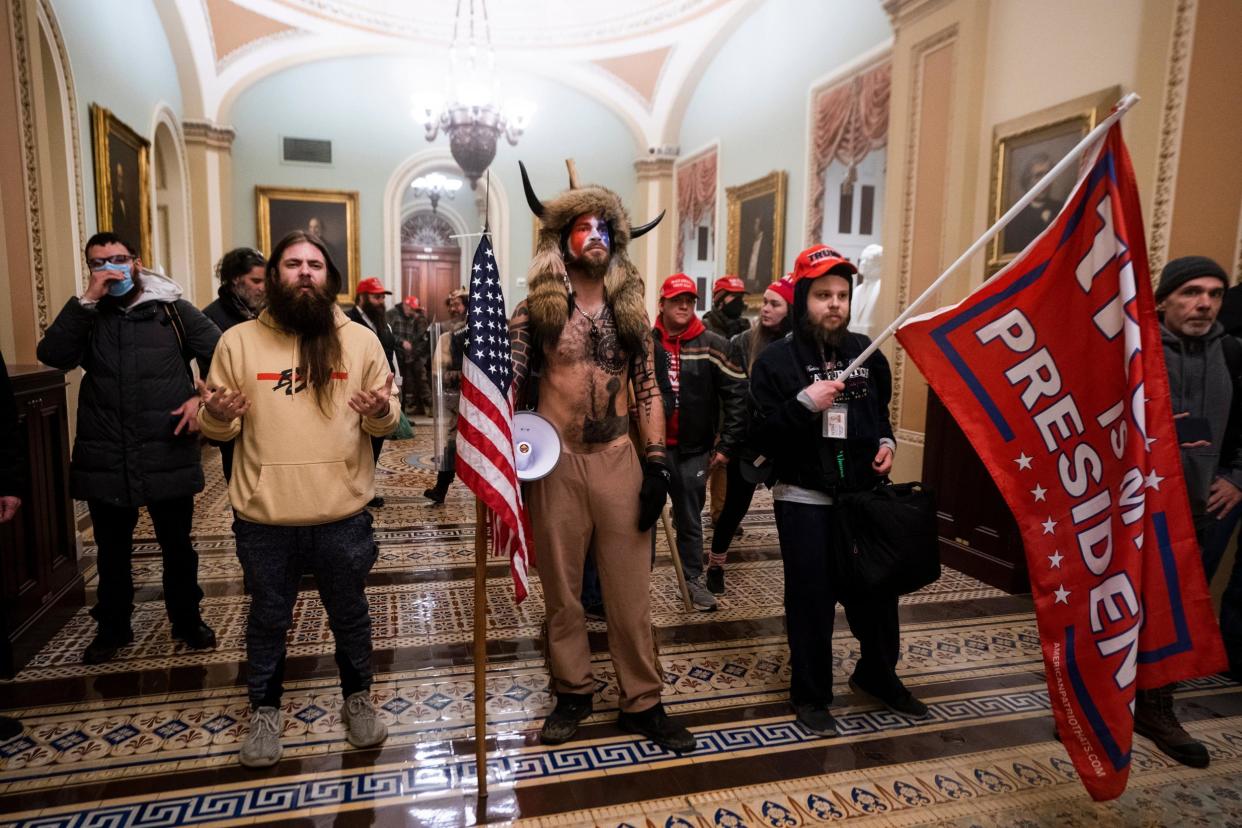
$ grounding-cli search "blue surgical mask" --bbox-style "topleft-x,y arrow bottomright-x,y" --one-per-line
103,262 -> 134,297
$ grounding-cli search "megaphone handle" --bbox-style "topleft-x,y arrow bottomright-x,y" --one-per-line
660,505 -> 693,612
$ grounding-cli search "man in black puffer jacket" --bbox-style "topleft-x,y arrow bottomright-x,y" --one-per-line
38,232 -> 221,665
750,244 -> 926,737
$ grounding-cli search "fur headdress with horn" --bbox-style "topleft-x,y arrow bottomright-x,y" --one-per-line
521,159 -> 663,354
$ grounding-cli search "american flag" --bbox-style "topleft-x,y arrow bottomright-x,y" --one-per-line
455,235 -> 534,602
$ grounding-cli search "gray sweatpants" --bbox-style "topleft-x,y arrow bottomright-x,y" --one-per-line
235,511 -> 378,708
668,447 -> 711,583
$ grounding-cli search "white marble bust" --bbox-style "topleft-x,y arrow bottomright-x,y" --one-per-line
850,244 -> 883,337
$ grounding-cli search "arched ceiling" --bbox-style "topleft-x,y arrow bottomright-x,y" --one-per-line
161,0 -> 764,146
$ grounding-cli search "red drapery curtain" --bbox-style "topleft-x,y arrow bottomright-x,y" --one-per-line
806,61 -> 891,245
675,149 -> 717,270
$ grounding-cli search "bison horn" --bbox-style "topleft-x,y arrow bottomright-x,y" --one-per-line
630,210 -> 665,239
518,161 -> 545,218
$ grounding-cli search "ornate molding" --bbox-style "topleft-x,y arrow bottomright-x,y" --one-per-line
10,0 -> 48,333
888,24 -> 958,435
183,119 -> 237,150
1147,0 -> 1196,280
634,153 -> 676,181
37,0 -> 87,298
895,428 -> 925,447
400,211 -> 455,248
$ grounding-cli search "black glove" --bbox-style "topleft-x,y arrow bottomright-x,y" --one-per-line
638,460 -> 672,531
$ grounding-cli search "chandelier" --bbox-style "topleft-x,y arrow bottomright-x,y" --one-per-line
411,172 -> 463,214
412,0 -> 533,189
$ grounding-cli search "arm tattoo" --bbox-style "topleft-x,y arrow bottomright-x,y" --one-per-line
509,302 -> 532,402
631,334 -> 666,463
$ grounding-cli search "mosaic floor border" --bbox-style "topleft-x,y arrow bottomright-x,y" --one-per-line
514,717 -> 1242,828
0,613 -> 1053,790
4,685 -> 1239,828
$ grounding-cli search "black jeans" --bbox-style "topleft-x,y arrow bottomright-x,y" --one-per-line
774,499 -> 902,708
219,440 -> 235,484
235,511 -> 378,708
711,457 -> 759,559
87,496 -> 204,633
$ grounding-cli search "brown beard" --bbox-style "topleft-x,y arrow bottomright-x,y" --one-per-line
802,313 -> 849,353
266,278 -> 342,412
360,301 -> 386,329
567,246 -> 610,280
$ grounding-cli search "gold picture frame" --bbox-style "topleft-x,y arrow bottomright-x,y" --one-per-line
256,186 -> 361,302
726,170 -> 787,297
90,104 -> 152,264
987,85 -> 1121,272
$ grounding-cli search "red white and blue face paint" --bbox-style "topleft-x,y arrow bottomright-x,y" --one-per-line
567,214 -> 611,260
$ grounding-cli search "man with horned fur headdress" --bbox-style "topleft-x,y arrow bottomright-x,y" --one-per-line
510,161 -> 695,752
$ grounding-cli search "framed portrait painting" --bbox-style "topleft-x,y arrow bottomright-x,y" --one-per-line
988,86 -> 1120,271
726,171 -> 787,296
256,186 -> 361,301
90,105 -> 152,264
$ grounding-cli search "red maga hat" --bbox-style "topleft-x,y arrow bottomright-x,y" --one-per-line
660,273 -> 698,299
791,244 -> 857,283
403,295 -> 421,310
356,277 -> 391,295
766,276 -> 796,307
712,275 -> 746,295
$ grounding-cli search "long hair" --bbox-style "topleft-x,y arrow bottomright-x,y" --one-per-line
215,247 -> 266,299
748,313 -> 792,372
266,230 -> 343,415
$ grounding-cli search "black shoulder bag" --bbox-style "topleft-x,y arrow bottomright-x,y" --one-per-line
832,480 -> 941,596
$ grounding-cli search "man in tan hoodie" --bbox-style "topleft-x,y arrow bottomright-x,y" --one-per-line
197,230 -> 399,769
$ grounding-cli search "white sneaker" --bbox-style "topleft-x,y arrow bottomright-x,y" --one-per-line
239,707 -> 282,768
342,691 -> 388,748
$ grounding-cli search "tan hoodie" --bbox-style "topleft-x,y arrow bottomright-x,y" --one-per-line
197,306 -> 399,526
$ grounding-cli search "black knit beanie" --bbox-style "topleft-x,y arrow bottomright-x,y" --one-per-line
1155,255 -> 1229,301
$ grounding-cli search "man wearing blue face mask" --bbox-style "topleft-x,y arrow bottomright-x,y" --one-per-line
37,232 -> 222,665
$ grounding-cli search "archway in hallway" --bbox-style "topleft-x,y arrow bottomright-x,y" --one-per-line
151,113 -> 194,301
399,209 -> 465,326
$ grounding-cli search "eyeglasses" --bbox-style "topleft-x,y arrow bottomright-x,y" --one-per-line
86,254 -> 135,270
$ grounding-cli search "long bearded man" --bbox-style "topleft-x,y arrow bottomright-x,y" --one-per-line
198,230 -> 398,768
510,162 -> 695,752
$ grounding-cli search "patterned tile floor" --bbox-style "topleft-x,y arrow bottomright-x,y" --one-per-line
3,433 -> 1241,827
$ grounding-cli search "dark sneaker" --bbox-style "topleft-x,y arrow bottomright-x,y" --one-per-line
583,603 -> 606,622
792,703 -> 837,736
172,620 -> 217,650
539,693 -> 593,745
0,715 -> 22,741
423,487 -> 446,505
617,703 -> 696,753
849,677 -> 929,719
367,496 -> 385,508
686,578 -> 718,612
705,566 -> 725,595
83,627 -> 134,665
1135,685 -> 1209,768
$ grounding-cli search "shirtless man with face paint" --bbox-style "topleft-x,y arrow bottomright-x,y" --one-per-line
510,163 -> 695,753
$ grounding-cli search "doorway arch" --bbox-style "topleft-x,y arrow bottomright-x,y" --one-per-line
150,107 -> 195,302
383,147 -> 512,298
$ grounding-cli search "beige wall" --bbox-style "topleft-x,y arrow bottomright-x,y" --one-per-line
880,0 -> 1189,481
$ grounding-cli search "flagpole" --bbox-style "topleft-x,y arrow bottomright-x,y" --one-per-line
836,92 -> 1140,383
473,498 -> 490,809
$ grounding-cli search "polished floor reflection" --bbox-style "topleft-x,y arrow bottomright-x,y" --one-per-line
2,426 -> 1241,826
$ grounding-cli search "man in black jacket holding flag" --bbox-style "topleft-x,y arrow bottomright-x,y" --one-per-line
750,244 -> 926,736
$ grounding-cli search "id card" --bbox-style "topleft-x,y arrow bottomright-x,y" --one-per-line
822,405 -> 848,439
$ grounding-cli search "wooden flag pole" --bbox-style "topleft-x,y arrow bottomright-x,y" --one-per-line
661,505 -> 693,611
473,498 -> 490,809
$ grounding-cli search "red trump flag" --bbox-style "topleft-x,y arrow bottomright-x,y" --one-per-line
896,124 -> 1225,800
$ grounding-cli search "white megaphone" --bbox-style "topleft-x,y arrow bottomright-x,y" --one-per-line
513,411 -> 562,481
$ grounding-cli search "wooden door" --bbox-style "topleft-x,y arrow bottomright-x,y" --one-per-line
401,245 -> 462,324
921,388 -> 1029,593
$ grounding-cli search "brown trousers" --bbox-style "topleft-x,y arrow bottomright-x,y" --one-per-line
708,463 -> 727,525
528,440 -> 663,713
